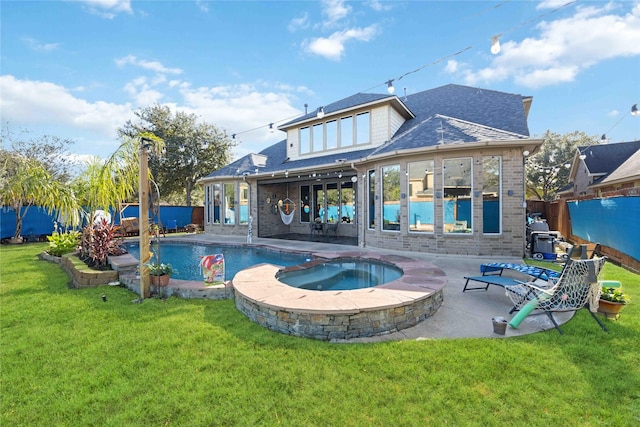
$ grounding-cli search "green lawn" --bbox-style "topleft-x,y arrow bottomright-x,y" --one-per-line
1,243 -> 639,426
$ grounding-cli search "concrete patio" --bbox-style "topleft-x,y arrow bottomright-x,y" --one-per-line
153,234 -> 571,342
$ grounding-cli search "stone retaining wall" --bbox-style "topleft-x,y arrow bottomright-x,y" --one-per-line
46,253 -> 119,288
235,289 -> 444,341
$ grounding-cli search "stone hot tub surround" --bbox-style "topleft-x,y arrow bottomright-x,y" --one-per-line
233,251 -> 447,341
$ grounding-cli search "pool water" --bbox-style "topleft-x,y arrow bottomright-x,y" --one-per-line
277,259 -> 403,291
126,242 -> 311,281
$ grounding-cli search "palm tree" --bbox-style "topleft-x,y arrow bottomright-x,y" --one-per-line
0,152 -> 80,242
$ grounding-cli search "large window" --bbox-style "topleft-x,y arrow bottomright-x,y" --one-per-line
443,158 -> 472,233
341,116 -> 353,147
300,111 -> 370,154
483,156 -> 501,234
312,123 -> 323,152
356,112 -> 370,145
326,183 -> 339,223
313,184 -> 324,222
300,127 -> 310,154
224,183 -> 235,225
382,164 -> 401,231
239,182 -> 249,225
300,185 -> 311,223
408,160 -> 435,232
205,185 -> 211,224
368,170 -> 376,229
326,120 -> 337,150
213,184 -> 221,224
340,181 -> 355,223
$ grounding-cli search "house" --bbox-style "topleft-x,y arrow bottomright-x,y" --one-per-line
559,140 -> 640,199
198,84 -> 543,257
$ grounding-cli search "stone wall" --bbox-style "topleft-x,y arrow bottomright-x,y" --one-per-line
235,289 -> 443,341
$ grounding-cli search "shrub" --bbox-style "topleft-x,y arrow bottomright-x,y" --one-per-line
46,223 -> 80,256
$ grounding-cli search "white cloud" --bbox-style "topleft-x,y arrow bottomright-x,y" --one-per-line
458,2 -> 640,89
195,0 -> 209,13
367,0 -> 394,12
21,37 -> 60,52
445,60 -> 459,73
115,55 -> 183,75
607,109 -> 619,117
174,82 -> 303,158
288,13 -> 310,32
0,73 -> 306,161
304,25 -> 378,61
321,0 -> 351,28
79,0 -> 133,18
0,75 -> 134,137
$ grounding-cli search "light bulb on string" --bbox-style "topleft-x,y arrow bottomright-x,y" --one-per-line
316,107 -> 325,119
386,80 -> 395,94
490,35 -> 502,55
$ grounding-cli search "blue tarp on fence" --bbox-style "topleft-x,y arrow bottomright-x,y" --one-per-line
568,196 -> 640,261
1,206 -> 198,239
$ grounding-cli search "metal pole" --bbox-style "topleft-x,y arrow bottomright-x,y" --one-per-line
139,142 -> 151,298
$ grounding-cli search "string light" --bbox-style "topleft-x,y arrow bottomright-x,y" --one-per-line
490,35 -> 501,54
632,104 -> 639,116
227,1 -> 580,144
386,80 -> 395,94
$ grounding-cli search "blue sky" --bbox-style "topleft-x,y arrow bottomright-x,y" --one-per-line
1,0 -> 639,164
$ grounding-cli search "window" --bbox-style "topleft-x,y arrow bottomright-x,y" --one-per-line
340,181 -> 355,223
382,164 -> 401,231
300,185 -> 311,223
205,185 -> 211,224
312,123 -> 323,152
326,183 -> 339,223
313,184 -> 324,222
340,116 -> 353,147
326,120 -> 337,150
408,160 -> 434,232
356,112 -> 370,145
443,158 -> 472,233
213,184 -> 221,224
239,182 -> 249,225
224,183 -> 235,225
482,156 -> 501,234
300,127 -> 310,154
368,170 -> 376,229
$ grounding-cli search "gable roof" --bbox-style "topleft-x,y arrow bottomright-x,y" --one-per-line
579,140 -> 640,178
589,141 -> 640,188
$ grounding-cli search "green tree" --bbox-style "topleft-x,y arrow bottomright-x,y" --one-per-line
71,133 -> 163,215
118,105 -> 233,206
0,151 -> 80,242
526,130 -> 599,201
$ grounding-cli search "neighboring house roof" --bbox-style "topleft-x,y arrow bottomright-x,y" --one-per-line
578,140 -> 640,178
591,144 -> 640,188
201,84 -> 533,181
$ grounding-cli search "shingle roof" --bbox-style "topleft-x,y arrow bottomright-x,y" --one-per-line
579,140 -> 640,177
280,93 -> 394,128
203,84 -> 531,180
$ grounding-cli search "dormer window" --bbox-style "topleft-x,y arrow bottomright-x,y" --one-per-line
298,111 -> 371,155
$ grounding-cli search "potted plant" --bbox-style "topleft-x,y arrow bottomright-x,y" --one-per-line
598,286 -> 628,319
148,262 -> 174,287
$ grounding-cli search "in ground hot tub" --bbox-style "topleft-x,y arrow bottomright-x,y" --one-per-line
276,258 -> 402,291
232,251 -> 447,341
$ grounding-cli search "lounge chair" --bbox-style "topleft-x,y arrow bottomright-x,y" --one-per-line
504,257 -> 608,334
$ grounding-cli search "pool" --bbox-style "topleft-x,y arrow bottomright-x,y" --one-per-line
125,241 -> 311,281
277,259 -> 402,291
